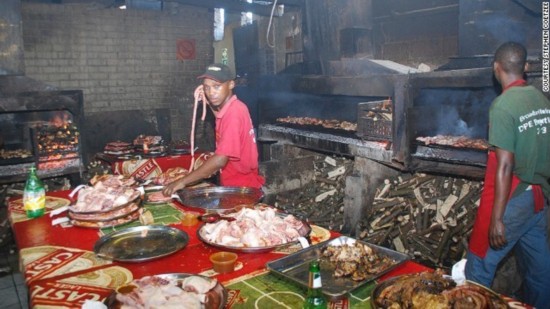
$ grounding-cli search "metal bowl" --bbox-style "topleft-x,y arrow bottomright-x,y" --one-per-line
104,273 -> 227,309
197,209 -> 311,253
176,186 -> 263,213
68,190 -> 142,214
94,225 -> 189,262
370,274 -> 510,308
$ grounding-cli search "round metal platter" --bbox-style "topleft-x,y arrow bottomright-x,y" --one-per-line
68,192 -> 142,214
94,225 -> 189,262
176,186 -> 263,213
104,273 -> 227,309
68,203 -> 141,222
196,213 -> 311,253
71,209 -> 141,229
370,275 -> 510,308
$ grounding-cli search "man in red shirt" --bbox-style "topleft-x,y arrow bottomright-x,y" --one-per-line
163,64 -> 264,195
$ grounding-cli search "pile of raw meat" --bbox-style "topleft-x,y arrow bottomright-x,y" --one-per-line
68,174 -> 142,228
71,175 -> 140,213
115,275 -> 218,309
199,207 -> 307,248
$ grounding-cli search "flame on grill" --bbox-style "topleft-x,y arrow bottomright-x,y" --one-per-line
50,112 -> 71,128
36,112 -> 81,170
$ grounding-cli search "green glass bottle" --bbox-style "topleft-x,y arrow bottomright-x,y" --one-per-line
303,260 -> 327,309
23,166 -> 46,218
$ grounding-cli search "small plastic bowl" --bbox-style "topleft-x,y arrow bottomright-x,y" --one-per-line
209,251 -> 238,273
180,211 -> 200,226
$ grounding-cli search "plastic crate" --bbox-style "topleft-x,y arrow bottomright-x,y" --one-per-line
356,100 -> 392,141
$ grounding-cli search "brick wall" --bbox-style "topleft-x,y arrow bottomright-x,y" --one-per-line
21,3 -> 215,148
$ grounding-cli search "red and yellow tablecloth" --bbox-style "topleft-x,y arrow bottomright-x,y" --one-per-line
105,152 -> 213,180
8,190 -> 531,308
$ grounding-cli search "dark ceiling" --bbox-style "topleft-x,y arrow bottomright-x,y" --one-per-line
21,0 -> 304,16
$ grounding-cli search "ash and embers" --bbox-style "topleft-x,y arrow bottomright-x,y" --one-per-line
273,155 -> 354,233
358,173 -> 483,268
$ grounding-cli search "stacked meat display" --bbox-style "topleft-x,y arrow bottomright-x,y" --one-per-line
103,141 -> 133,156
133,135 -> 165,155
68,174 -> 142,228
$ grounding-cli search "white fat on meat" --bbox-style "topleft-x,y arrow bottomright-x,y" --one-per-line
262,207 -> 277,221
202,220 -> 229,242
117,275 -> 213,309
284,227 -> 301,241
228,223 -> 243,239
181,276 -> 217,294
241,227 -> 267,247
201,207 -> 306,248
113,195 -> 130,207
72,186 -> 139,213
236,217 -> 256,230
220,235 -> 242,247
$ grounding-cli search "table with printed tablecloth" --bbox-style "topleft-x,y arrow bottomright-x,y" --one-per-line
7,190 -> 532,308
96,151 -> 213,180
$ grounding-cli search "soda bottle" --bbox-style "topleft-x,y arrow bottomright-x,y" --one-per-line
23,165 -> 46,218
303,260 -> 327,309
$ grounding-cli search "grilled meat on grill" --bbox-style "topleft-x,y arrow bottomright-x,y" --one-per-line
416,135 -> 489,150
276,116 -> 357,131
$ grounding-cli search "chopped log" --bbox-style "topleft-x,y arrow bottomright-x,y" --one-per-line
359,173 -> 482,268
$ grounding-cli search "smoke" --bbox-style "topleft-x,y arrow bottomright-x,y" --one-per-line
435,106 -> 475,136
415,88 -> 498,138
475,11 -> 529,46
260,91 -> 369,123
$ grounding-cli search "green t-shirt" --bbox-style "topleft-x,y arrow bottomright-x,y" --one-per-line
489,85 -> 550,197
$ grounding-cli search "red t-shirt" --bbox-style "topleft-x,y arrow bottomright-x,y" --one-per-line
215,95 -> 265,189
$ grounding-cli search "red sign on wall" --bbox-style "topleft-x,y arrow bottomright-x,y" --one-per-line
176,39 -> 196,60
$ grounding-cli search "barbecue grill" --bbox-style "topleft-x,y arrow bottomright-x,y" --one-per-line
0,88 -> 85,184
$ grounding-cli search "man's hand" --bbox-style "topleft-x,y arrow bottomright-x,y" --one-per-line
489,218 -> 507,249
162,179 -> 185,197
489,148 -> 514,250
194,85 -> 205,102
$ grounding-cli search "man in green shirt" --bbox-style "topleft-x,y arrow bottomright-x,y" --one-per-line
466,42 -> 550,308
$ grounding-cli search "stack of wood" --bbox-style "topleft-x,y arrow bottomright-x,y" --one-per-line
273,155 -> 353,232
358,173 -> 483,267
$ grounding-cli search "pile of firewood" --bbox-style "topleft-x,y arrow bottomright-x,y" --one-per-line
358,173 -> 483,267
273,155 -> 353,232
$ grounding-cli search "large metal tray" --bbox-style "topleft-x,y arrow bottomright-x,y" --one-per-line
266,236 -> 409,300
104,273 -> 227,309
176,186 -> 263,213
94,225 -> 189,262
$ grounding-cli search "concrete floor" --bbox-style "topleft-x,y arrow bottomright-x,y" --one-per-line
0,247 -> 27,309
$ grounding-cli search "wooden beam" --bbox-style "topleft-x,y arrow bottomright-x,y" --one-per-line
171,0 -> 302,16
